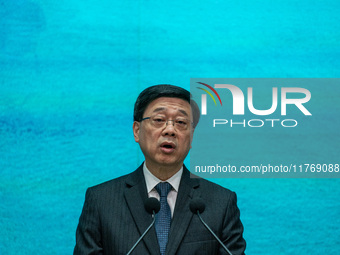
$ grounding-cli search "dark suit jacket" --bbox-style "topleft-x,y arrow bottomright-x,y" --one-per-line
74,164 -> 246,255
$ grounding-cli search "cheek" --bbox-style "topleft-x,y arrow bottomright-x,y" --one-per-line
181,135 -> 192,149
139,130 -> 158,148
139,132 -> 148,146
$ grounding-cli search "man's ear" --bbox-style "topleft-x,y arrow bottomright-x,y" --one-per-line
133,121 -> 140,143
190,128 -> 195,149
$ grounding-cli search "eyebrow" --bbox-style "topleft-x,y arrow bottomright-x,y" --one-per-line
152,107 -> 189,117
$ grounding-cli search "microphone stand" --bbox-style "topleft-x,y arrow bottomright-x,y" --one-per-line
126,211 -> 156,255
196,211 -> 233,255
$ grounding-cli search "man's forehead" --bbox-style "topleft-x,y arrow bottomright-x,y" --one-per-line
145,97 -> 191,115
152,107 -> 189,117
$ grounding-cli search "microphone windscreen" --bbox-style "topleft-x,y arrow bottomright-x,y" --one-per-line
144,197 -> 161,214
189,198 -> 206,214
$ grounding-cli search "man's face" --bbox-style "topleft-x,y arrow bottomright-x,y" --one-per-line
133,97 -> 193,172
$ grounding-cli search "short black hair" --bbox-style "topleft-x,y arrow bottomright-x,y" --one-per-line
133,84 -> 200,128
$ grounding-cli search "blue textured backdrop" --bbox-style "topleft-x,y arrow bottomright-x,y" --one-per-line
1,0 -> 340,254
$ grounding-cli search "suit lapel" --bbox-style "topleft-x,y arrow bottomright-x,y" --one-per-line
166,166 -> 200,255
124,165 -> 160,255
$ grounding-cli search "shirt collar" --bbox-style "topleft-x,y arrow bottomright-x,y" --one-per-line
143,162 -> 183,193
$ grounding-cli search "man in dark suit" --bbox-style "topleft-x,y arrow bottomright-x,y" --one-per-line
74,85 -> 246,255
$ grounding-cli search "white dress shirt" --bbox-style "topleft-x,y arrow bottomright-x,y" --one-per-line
143,163 -> 183,218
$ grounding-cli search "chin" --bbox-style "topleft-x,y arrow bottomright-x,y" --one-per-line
158,158 -> 179,166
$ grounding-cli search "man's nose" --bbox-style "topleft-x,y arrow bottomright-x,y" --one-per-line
166,120 -> 176,127
162,120 -> 176,136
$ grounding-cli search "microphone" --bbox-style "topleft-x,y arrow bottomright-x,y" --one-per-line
190,198 -> 233,255
126,198 -> 160,255
145,197 -> 161,214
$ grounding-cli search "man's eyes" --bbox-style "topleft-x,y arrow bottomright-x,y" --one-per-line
153,117 -> 166,122
175,119 -> 187,125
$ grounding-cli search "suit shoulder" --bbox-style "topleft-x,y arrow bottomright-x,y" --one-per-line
87,173 -> 130,194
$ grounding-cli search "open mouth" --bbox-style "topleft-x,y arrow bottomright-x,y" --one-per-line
160,141 -> 176,148
162,144 -> 173,149
160,142 -> 176,153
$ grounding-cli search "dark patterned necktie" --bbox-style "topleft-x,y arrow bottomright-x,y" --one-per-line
155,182 -> 172,255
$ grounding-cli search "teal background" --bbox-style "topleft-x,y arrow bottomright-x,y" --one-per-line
1,0 -> 340,254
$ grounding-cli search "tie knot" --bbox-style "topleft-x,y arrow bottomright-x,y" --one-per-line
155,182 -> 172,197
